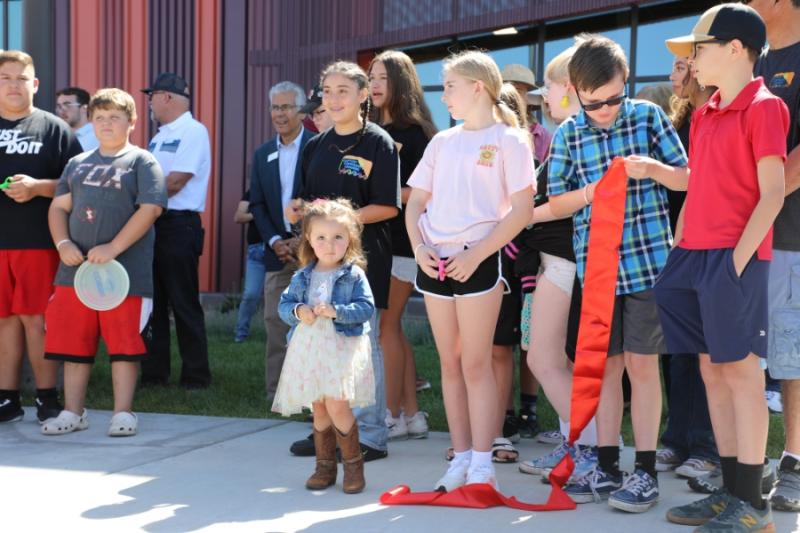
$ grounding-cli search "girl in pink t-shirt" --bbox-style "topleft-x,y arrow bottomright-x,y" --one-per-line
405,50 -> 534,491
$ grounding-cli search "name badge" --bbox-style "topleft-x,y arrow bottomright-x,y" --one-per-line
267,151 -> 278,163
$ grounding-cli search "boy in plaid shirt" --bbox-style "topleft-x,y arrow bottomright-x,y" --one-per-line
547,34 -> 688,513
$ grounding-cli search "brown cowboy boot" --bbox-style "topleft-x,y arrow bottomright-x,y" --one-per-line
335,423 -> 365,494
305,426 -> 337,490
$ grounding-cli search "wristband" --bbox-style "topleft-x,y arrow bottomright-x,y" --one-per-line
292,304 -> 302,321
582,185 -> 591,205
55,239 -> 72,250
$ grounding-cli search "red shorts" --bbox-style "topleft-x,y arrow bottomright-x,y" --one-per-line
0,249 -> 59,318
44,286 -> 152,363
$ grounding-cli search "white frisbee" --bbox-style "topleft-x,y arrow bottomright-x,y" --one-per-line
74,260 -> 130,311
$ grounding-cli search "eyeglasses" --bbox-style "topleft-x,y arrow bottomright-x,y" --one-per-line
576,91 -> 627,112
55,102 -> 82,110
271,104 -> 298,113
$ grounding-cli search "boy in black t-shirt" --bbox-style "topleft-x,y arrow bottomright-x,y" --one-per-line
0,50 -> 82,424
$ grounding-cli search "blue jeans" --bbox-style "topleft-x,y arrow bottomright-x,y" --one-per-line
234,244 -> 266,339
353,310 -> 388,451
660,354 -> 719,462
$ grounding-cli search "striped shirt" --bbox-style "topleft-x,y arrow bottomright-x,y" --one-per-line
548,98 -> 688,295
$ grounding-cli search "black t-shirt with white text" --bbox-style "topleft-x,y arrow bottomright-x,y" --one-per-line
243,189 -> 263,245
0,109 -> 83,249
382,123 -> 430,258
299,122 -> 400,308
756,41 -> 800,250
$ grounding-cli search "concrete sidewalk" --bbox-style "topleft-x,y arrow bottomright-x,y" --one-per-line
1,408 -> 797,533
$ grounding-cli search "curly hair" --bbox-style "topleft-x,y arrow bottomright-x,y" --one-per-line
296,198 -> 367,271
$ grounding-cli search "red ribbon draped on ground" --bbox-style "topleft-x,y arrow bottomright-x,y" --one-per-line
380,158 -> 628,511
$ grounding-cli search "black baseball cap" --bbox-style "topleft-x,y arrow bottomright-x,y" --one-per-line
666,3 -> 766,58
299,85 -> 322,114
142,72 -> 191,98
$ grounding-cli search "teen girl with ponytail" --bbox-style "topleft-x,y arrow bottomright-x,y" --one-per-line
368,50 -> 436,442
287,60 -> 401,462
406,51 -> 534,491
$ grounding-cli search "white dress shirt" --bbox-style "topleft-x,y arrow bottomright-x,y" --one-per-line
75,122 -> 99,152
267,128 -> 303,246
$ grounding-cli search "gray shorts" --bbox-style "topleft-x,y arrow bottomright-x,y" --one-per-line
608,289 -> 666,356
767,250 -> 800,379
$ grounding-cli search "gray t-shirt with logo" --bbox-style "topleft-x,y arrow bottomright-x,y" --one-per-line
54,147 -> 167,297
757,41 -> 800,250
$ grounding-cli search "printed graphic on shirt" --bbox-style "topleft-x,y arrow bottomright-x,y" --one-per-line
769,72 -> 796,90
338,155 -> 373,179
159,139 -> 181,153
0,129 -> 43,155
478,145 -> 498,167
79,206 -> 97,224
72,162 -> 130,190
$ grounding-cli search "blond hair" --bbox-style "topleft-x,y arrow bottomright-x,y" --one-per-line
443,50 -> 520,129
498,82 -> 528,129
297,198 -> 367,270
0,50 -> 34,72
88,88 -> 138,122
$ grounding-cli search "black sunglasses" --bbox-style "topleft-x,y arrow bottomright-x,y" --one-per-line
577,91 -> 627,112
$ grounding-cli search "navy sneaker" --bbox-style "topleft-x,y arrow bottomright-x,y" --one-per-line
564,466 -> 623,503
695,496 -> 774,532
608,469 -> 659,513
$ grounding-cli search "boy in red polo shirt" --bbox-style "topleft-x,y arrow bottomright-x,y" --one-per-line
656,4 -> 789,531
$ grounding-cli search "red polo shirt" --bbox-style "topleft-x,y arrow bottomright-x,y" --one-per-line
680,77 -> 789,260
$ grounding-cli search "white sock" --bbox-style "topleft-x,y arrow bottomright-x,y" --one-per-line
559,416 -> 598,446
781,451 -> 800,463
469,450 -> 493,472
453,449 -> 472,464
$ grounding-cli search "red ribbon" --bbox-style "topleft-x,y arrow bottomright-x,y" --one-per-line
380,158 -> 629,511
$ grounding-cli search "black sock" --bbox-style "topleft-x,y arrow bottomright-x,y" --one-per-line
520,394 -> 538,413
635,450 -> 657,479
599,446 -> 621,476
36,388 -> 58,398
735,462 -> 764,509
720,456 -> 737,494
0,389 -> 20,401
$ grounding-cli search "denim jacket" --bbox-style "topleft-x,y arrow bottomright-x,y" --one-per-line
278,262 -> 375,338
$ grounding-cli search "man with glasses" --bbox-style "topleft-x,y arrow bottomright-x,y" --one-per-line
55,87 -> 98,151
140,72 -> 212,389
248,81 -> 313,403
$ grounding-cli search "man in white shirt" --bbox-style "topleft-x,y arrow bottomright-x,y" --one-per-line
140,72 -> 212,389
249,81 -> 314,403
55,87 -> 99,151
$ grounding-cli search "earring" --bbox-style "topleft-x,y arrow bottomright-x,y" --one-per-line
560,95 -> 570,109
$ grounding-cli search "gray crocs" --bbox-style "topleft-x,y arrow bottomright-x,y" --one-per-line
41,409 -> 89,435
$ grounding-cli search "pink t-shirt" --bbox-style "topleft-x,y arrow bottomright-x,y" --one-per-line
408,123 -> 535,256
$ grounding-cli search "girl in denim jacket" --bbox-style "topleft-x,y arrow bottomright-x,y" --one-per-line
273,198 -> 375,494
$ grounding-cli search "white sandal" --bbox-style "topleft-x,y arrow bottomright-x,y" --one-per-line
41,409 -> 89,435
108,411 -> 138,437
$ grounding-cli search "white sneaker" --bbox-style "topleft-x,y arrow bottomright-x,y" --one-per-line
467,463 -> 498,490
675,457 -> 719,478
435,456 -> 470,492
765,391 -> 783,414
41,409 -> 89,435
385,409 -> 408,441
405,411 -> 429,439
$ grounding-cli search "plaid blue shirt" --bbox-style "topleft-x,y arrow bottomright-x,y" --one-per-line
548,99 -> 688,295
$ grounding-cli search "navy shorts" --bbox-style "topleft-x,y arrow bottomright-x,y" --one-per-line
653,247 -> 769,364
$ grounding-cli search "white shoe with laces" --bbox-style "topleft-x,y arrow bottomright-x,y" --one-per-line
435,455 -> 470,492
385,409 -> 408,441
405,411 -> 429,439
765,390 -> 783,414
